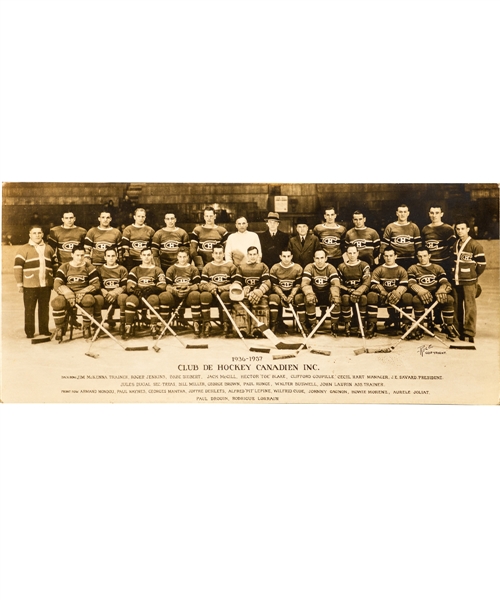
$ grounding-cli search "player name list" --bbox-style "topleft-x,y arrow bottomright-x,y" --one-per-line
60,364 -> 441,400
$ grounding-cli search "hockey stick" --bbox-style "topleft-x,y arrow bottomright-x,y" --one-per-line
76,305 -> 148,353
215,294 -> 270,353
236,301 -> 303,351
354,302 -> 367,354
353,301 -> 437,355
84,305 -> 115,358
141,296 -> 208,349
288,303 -> 331,356
389,303 -> 475,350
153,298 -> 187,353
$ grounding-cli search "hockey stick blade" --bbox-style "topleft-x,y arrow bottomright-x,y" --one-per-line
310,349 -> 331,356
125,346 -> 149,351
354,346 -> 393,355
185,344 -> 209,349
85,351 -> 99,359
449,344 -> 476,350
273,353 -> 298,360
249,346 -> 271,353
275,342 -> 303,350
31,336 -> 52,344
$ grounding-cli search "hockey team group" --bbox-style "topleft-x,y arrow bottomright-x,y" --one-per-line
14,204 -> 486,349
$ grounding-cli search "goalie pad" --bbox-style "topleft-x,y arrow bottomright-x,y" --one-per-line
251,304 -> 270,335
232,303 -> 251,334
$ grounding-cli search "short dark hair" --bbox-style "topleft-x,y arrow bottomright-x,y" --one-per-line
140,246 -> 152,254
455,219 -> 470,229
314,249 -> 326,258
29,224 -> 43,233
204,206 -> 215,214
346,244 -> 358,252
352,210 -> 364,218
134,207 -> 146,216
212,244 -> 224,251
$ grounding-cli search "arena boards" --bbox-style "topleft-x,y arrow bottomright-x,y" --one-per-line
2,182 -> 499,404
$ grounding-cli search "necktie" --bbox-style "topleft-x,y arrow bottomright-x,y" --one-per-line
301,236 -> 305,246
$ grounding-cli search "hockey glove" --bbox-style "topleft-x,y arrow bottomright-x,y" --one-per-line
305,293 -> 317,305
387,291 -> 401,305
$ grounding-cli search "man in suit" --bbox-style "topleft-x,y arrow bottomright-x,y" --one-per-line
258,212 -> 290,269
288,220 -> 322,268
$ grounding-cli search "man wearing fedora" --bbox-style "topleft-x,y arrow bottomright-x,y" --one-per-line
258,212 -> 290,269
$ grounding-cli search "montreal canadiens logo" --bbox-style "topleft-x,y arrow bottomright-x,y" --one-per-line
425,240 -> 440,250
162,241 -> 181,250
280,280 -> 294,290
104,279 -> 119,289
212,274 -> 229,284
62,242 -> 76,251
68,275 -> 86,284
383,280 -> 397,288
132,241 -> 148,251
420,275 -> 436,285
313,276 -> 329,286
95,242 -> 112,251
348,278 -> 361,286
174,277 -> 191,286
322,236 -> 340,246
461,253 -> 473,261
353,239 -> 367,248
394,235 -> 412,244
138,277 -> 155,285
201,241 -> 216,251
246,277 -> 259,286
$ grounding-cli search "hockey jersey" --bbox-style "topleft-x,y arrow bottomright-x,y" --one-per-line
54,262 -> 100,292
165,264 -> 201,288
98,264 -> 128,292
48,226 -> 87,263
381,222 -> 421,259
371,264 -> 408,292
152,228 -> 190,269
313,224 -> 346,260
269,262 -> 303,296
302,263 -> 340,294
190,225 -> 229,264
344,227 -> 380,266
200,261 -> 237,289
235,262 -> 271,292
420,223 -> 456,265
128,265 -> 166,290
452,237 -> 486,285
84,227 -> 122,265
337,260 -> 371,293
121,224 -> 155,260
407,263 -> 449,293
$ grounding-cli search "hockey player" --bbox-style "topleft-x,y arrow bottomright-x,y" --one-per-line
407,248 -> 458,341
152,212 -> 191,271
301,249 -> 341,335
380,204 -> 422,272
199,244 -> 237,338
313,207 -> 346,268
268,249 -> 306,334
232,246 -> 271,338
123,247 -> 167,340
121,208 -> 155,272
420,206 -> 456,279
48,211 -> 87,264
344,211 -> 380,268
190,206 -> 229,271
224,216 -> 262,265
366,248 -> 413,338
84,210 -> 122,267
95,248 -> 128,336
452,220 -> 487,343
163,247 -> 202,337
51,246 -> 101,341
337,245 -> 371,337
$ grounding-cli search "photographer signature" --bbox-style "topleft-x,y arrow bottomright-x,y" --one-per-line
417,344 -> 434,357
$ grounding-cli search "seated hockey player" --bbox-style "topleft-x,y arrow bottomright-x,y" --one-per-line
268,249 -> 306,334
407,248 -> 458,340
163,247 -> 202,337
336,245 -> 371,337
301,249 -> 341,335
51,245 -> 101,341
366,248 -> 413,338
232,246 -> 271,338
94,248 -> 128,336
123,247 -> 167,340
199,244 -> 237,338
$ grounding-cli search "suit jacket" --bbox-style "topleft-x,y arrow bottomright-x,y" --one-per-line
288,232 -> 322,268
258,229 -> 290,268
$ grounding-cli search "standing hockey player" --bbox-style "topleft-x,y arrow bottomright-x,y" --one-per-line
344,210 -> 380,269
313,207 -> 346,268
121,208 -> 155,272
163,247 -> 202,337
337,245 -> 371,337
268,249 -> 306,334
123,247 -> 167,340
301,249 -> 341,335
232,246 -> 272,338
380,204 -> 422,272
452,220 -> 487,343
407,248 -> 458,340
84,210 -> 122,267
152,212 -> 191,271
366,248 -> 413,337
48,211 -> 87,264
420,206 -> 456,279
199,244 -> 237,338
190,206 -> 229,271
51,246 -> 101,340
95,248 -> 128,336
